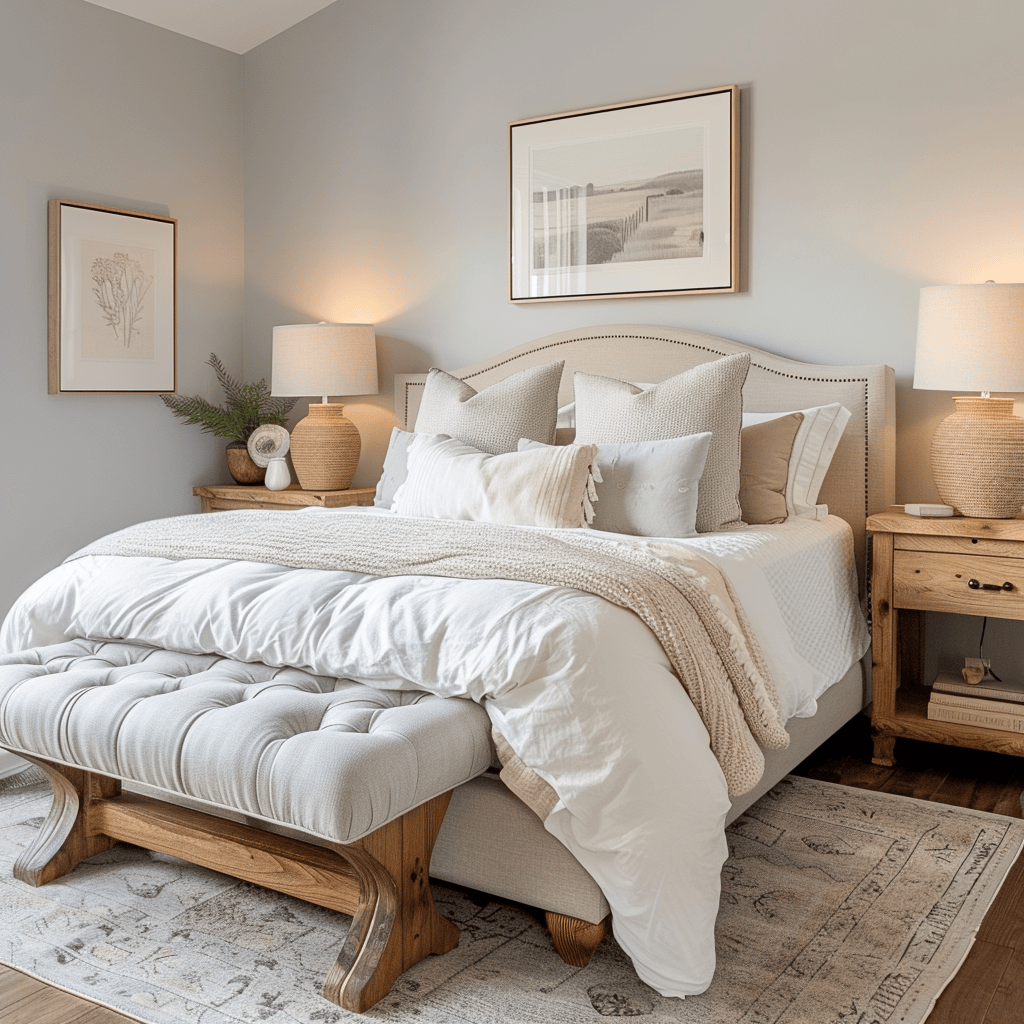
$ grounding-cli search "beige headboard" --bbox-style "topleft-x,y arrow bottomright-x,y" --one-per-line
395,324 -> 895,585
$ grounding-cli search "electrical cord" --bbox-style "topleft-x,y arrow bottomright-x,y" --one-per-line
979,616 -> 1002,681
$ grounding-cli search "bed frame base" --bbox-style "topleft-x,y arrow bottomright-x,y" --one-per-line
13,754 -> 459,1014
545,911 -> 609,966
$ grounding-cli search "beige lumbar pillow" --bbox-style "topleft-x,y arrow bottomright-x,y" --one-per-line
739,412 -> 805,525
392,433 -> 599,529
573,352 -> 751,532
413,361 -> 563,454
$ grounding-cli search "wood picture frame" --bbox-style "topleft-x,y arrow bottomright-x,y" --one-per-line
48,199 -> 177,394
509,85 -> 739,303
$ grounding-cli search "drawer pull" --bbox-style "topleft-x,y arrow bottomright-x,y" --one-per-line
967,578 -> 1015,592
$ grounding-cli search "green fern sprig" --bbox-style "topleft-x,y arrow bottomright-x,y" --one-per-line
161,353 -> 297,445
206,353 -> 244,404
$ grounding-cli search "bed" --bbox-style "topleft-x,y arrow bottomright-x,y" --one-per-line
0,323 -> 895,1003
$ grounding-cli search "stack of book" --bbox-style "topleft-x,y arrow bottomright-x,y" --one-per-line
927,672 -> 1024,732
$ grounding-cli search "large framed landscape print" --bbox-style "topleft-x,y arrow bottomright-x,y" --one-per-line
48,200 -> 177,394
510,85 -> 738,302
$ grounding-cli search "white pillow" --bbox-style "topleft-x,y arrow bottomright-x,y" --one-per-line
556,384 -> 654,430
520,434 -> 711,538
373,426 -> 415,508
741,403 -> 851,519
574,354 -> 750,533
392,433 -> 599,529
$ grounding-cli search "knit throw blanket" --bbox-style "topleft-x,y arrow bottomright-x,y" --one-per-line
71,511 -> 788,796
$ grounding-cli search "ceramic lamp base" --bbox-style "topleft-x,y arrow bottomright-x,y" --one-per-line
290,403 -> 360,491
931,396 -> 1024,518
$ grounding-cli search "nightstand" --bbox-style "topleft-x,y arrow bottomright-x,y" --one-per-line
193,483 -> 376,513
867,507 -> 1024,766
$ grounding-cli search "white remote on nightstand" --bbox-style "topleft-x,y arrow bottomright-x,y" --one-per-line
905,503 -> 955,517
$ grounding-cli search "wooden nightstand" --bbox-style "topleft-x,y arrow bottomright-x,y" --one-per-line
868,507 -> 1024,766
193,483 -> 376,513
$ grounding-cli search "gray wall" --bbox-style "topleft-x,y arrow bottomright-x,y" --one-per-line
242,0 -> 1024,502
0,0 -> 244,619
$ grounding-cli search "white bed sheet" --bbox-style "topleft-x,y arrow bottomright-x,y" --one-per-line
672,515 -> 870,721
0,508 -> 868,999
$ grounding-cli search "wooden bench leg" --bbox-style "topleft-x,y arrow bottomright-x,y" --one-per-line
325,792 -> 459,1013
546,911 -> 609,967
9,755 -> 456,1015
12,755 -> 119,887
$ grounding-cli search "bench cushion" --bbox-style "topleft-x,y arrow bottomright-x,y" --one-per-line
0,640 -> 494,844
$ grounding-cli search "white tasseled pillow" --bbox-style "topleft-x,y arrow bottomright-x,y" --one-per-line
392,434 -> 599,529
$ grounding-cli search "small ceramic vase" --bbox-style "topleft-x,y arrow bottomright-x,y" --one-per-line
265,457 -> 291,491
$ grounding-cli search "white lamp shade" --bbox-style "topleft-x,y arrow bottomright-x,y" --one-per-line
914,283 -> 1024,392
271,323 -> 378,398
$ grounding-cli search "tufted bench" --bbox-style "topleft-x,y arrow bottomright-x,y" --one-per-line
0,639 -> 494,1012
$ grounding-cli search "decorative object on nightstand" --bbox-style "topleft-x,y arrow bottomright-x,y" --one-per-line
913,282 -> 1024,518
264,458 -> 291,490
161,354 -> 297,484
247,423 -> 291,489
271,323 -> 378,491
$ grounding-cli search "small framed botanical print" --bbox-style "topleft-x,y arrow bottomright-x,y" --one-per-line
48,199 -> 177,393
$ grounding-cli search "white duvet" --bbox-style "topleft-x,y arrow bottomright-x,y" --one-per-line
0,508 -> 868,998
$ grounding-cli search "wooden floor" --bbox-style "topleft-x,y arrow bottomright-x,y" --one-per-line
2,714 -> 1023,1022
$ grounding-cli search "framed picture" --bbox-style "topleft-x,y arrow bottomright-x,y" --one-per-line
509,85 -> 738,302
48,200 -> 177,394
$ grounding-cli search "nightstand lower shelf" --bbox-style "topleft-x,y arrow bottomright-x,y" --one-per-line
872,686 -> 1024,763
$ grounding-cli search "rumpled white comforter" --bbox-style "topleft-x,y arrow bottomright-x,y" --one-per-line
0,508 -> 868,997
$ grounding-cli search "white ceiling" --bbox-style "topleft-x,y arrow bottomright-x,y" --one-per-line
82,0 -> 338,54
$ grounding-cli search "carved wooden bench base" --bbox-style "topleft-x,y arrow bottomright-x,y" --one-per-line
13,754 -> 458,1014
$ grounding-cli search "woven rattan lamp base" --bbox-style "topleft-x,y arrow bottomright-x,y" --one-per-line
290,403 -> 361,491
931,396 -> 1024,518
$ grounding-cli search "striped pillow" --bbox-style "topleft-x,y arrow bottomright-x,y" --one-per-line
392,434 -> 598,529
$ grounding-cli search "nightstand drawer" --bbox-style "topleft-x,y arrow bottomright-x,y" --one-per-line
896,534 -> 1024,559
893,550 -> 1024,618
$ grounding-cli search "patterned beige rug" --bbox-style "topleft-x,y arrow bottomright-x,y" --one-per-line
0,772 -> 1020,1023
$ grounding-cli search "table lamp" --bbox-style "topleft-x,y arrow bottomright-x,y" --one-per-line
913,282 -> 1024,518
271,322 -> 378,490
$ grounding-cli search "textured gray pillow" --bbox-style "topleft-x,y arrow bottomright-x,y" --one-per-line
519,433 -> 711,538
413,361 -> 563,455
573,353 -> 750,532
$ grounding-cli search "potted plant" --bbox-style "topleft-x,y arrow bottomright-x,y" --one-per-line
161,354 -> 297,484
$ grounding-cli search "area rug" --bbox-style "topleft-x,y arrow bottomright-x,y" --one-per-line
0,773 -> 1021,1024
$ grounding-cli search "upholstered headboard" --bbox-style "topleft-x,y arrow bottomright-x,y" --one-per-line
395,324 -> 896,585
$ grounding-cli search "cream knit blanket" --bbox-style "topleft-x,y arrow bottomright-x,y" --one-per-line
72,511 -> 788,796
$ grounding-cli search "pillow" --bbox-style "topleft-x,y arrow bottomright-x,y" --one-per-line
392,433 -> 599,529
573,353 -> 750,533
556,383 -> 654,430
413,361 -> 563,455
742,403 -> 851,519
373,426 -> 415,508
739,413 -> 804,525
520,433 -> 711,538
